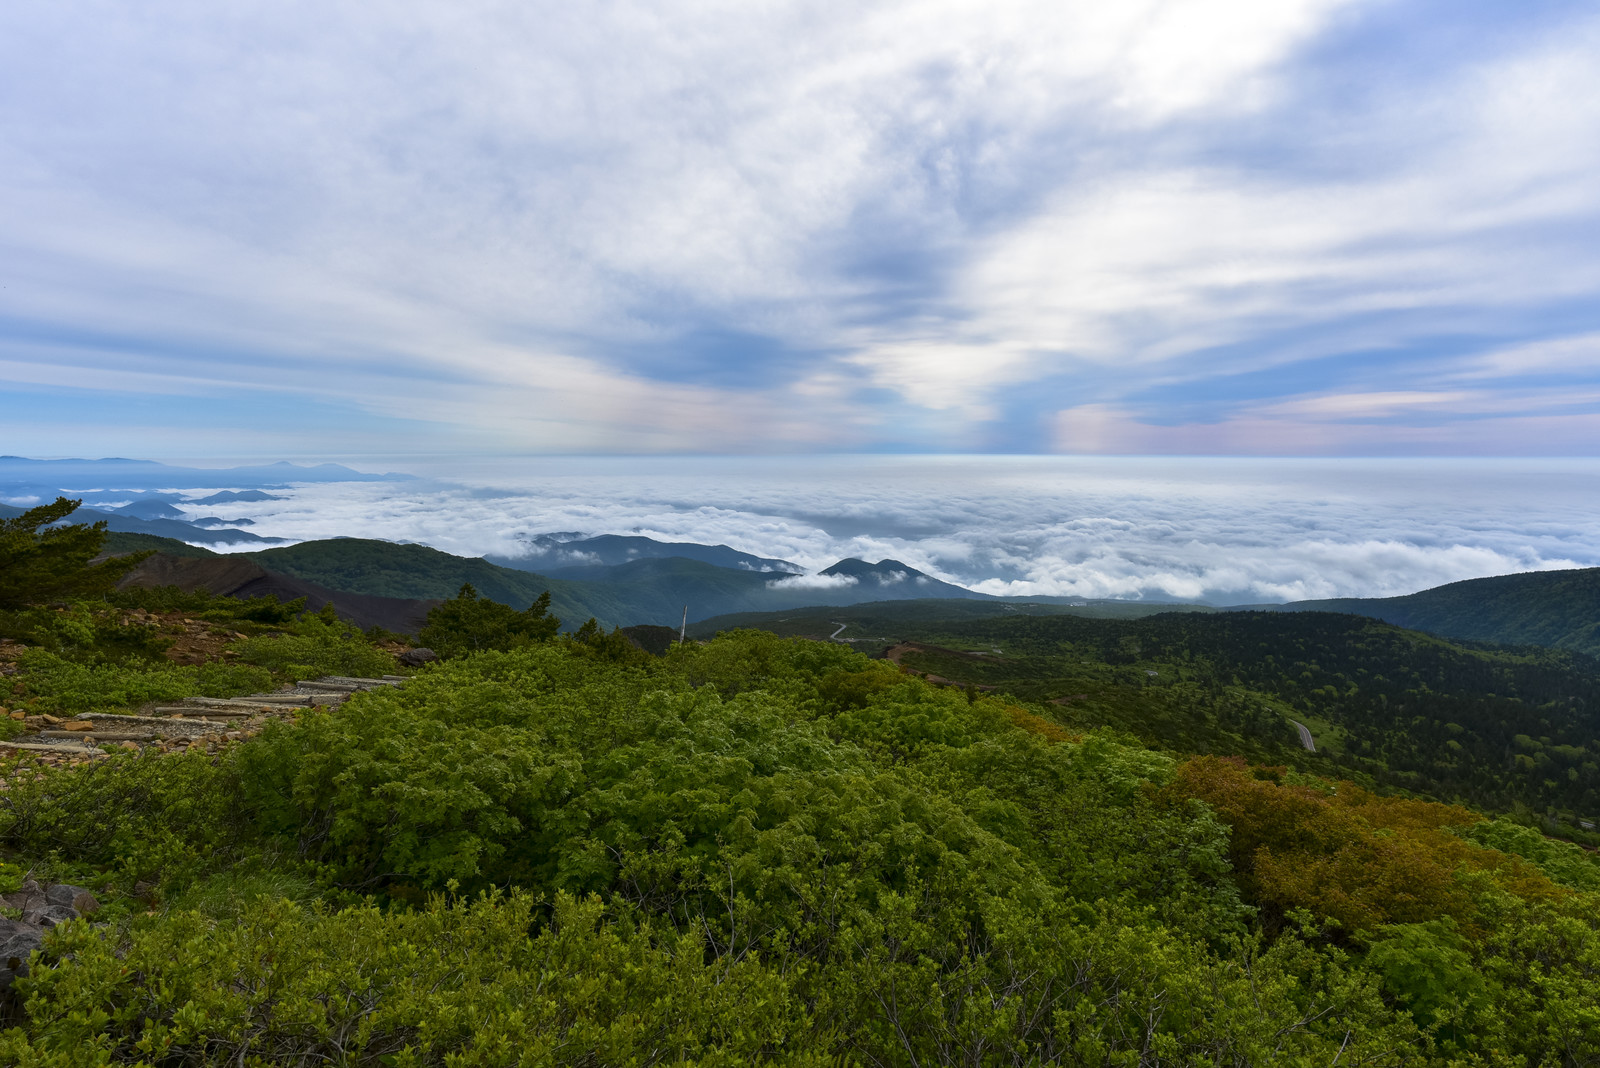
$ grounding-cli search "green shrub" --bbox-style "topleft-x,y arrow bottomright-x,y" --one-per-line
1,892 -> 822,1068
17,649 -> 273,713
111,586 -> 308,625
1462,817 -> 1600,891
232,611 -> 395,680
0,747 -> 240,885
418,584 -> 560,658
0,602 -> 171,661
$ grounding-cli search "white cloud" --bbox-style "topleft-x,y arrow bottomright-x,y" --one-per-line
0,0 -> 1415,453
193,456 -> 1600,606
766,573 -> 860,591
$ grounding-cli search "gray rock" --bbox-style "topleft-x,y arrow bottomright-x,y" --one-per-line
22,904 -> 78,929
71,891 -> 100,916
0,890 -> 39,913
399,648 -> 438,666
0,917 -> 44,990
43,883 -> 92,909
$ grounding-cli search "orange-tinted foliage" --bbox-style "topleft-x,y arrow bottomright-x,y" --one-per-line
1169,755 -> 1565,933
1004,705 -> 1080,745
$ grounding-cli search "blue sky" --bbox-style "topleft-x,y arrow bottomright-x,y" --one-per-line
4,0 -> 1600,457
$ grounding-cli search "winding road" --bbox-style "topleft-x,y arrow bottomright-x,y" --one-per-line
1289,719 -> 1316,753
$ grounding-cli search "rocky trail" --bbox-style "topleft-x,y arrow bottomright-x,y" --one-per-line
0,675 -> 407,770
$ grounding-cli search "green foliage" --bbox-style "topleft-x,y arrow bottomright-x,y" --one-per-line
1462,816 -> 1600,891
232,609 -> 396,680
112,583 -> 308,624
16,649 -> 273,713
417,584 -> 560,659
833,610 -> 1600,823
0,598 -> 182,663
1364,919 -> 1486,1031
0,497 -> 148,610
1,892 -> 822,1067
0,747 -> 241,886
5,629 -> 1600,1062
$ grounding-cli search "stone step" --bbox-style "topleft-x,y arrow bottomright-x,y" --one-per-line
40,730 -> 159,742
76,713 -> 218,737
179,696 -> 316,709
318,676 -> 403,688
149,707 -> 258,719
0,740 -> 109,757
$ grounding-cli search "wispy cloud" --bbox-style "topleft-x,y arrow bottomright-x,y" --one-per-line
2,1 -> 1598,454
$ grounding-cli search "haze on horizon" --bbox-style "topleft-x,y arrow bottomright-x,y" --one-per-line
3,1 -> 1600,459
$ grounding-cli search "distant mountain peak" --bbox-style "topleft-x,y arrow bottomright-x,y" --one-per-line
500,532 -> 803,575
821,558 -> 919,579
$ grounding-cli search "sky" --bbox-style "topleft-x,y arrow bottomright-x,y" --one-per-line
4,0 -> 1600,457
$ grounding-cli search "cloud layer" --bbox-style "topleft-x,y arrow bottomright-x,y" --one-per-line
3,2 -> 1599,455
186,456 -> 1600,604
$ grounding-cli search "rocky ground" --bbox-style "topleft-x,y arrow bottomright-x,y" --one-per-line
0,878 -> 103,995
0,609 -> 426,774
0,675 -> 407,776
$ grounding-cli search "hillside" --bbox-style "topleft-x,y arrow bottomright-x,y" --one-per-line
244,540 -> 1008,631
691,598 -> 1218,642
777,608 -> 1600,824
99,531 -> 221,560
492,532 -> 802,573
6,623 -> 1600,1060
115,552 -> 439,634
1256,566 -> 1600,657
242,539 -> 633,630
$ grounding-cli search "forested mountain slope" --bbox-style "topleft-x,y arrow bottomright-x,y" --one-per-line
1260,566 -> 1600,656
242,539 -> 633,629
711,607 -> 1600,826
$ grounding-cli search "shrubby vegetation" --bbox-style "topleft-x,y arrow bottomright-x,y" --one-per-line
885,611 -> 1600,828
16,650 -> 273,714
3,628 -> 1600,1062
230,604 -> 398,681
416,584 -> 560,659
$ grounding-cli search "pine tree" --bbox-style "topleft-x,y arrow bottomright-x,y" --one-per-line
0,497 -> 148,609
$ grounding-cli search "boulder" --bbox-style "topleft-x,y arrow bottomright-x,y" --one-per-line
0,917 -> 44,990
399,648 -> 438,666
22,904 -> 78,929
43,884 -> 92,909
0,880 -> 43,913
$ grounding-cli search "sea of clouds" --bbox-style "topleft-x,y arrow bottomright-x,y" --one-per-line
182,456 -> 1600,605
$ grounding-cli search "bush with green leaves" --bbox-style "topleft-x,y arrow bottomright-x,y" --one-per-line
0,746 -> 242,887
112,584 -> 309,624
417,584 -> 560,658
0,602 -> 171,661
1461,816 -> 1600,891
5,630 -> 1600,1063
0,892 -> 825,1067
16,648 -> 273,713
231,604 -> 396,680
